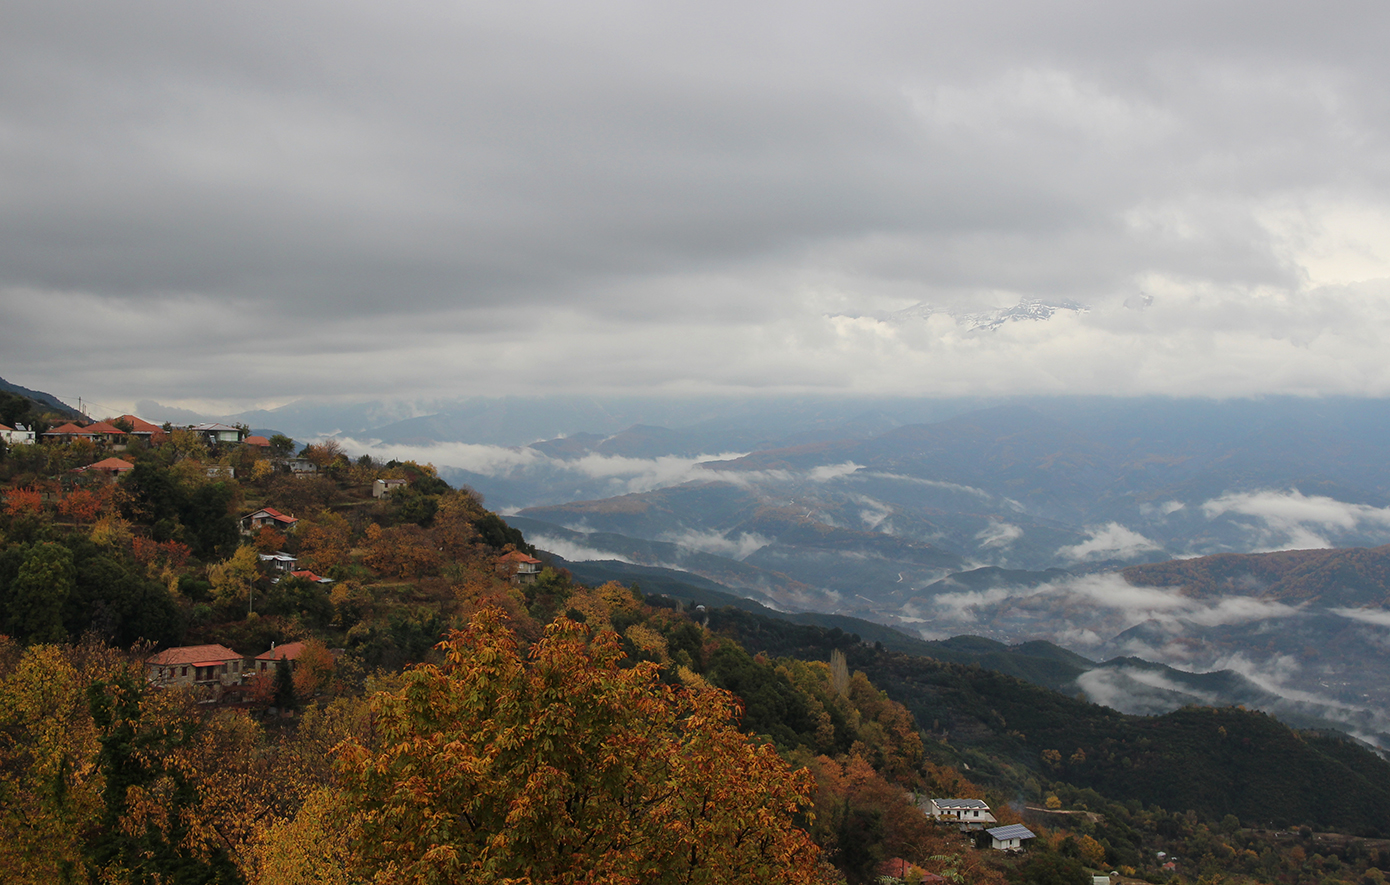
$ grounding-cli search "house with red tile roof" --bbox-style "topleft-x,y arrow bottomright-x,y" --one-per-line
83,421 -> 128,444
42,421 -> 128,445
252,640 -> 308,676
78,457 -> 136,476
116,415 -> 168,444
243,435 -> 271,448
496,550 -> 543,585
42,422 -> 95,442
240,507 -> 299,534
147,644 -> 247,693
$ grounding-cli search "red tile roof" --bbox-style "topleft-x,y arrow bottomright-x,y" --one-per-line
46,422 -> 92,435
118,415 -> 164,434
0,423 -> 11,432
84,457 -> 136,472
255,640 -> 308,662
243,435 -> 271,446
85,421 -> 127,435
289,570 -> 332,583
148,644 -> 243,666
498,551 -> 542,564
246,506 -> 298,525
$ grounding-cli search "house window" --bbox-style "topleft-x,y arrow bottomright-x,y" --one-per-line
181,666 -> 188,677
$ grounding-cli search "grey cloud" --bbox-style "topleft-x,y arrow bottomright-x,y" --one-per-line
9,2 -> 1390,405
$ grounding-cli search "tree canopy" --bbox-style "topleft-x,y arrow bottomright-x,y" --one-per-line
332,604 -> 827,884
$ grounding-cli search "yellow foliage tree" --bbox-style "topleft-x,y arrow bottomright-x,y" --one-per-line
0,642 -> 106,883
208,545 -> 261,608
332,605 -> 825,884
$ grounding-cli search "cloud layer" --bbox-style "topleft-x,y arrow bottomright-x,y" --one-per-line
1202,489 -> 1390,550
7,2 -> 1390,409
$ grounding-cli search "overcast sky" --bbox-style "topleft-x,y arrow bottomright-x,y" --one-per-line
5,1 -> 1390,414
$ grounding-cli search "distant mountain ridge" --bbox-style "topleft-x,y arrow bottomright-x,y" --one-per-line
1123,544 -> 1390,607
0,374 -> 84,420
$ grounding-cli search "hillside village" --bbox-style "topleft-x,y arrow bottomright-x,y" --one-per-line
2,394 -> 1390,885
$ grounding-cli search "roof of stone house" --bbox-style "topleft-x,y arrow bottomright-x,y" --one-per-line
256,641 -> 308,662
148,644 -> 243,666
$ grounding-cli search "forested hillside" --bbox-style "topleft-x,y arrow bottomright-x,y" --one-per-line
2,427 -> 1389,884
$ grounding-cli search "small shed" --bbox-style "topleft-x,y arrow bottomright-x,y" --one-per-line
986,824 -> 1036,851
373,478 -> 408,498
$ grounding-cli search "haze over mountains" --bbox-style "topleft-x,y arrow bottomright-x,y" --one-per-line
133,392 -> 1390,746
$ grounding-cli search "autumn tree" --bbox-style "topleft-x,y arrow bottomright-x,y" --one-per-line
209,545 -> 262,614
360,522 -> 440,578
332,604 -> 825,884
300,439 -> 343,469
291,639 -> 335,700
85,668 -> 244,884
295,512 -> 351,573
0,642 -> 107,882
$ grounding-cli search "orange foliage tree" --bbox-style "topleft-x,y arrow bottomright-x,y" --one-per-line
57,487 -> 107,522
333,605 -> 827,884
4,487 -> 43,517
360,523 -> 440,578
296,513 -> 351,573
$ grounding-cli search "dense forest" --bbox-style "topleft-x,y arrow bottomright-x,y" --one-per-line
2,393 -> 1389,885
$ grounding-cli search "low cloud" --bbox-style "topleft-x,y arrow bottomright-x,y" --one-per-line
1076,666 -> 1223,714
863,472 -> 997,501
1140,500 -> 1186,517
1058,522 -> 1162,562
1331,607 -> 1390,628
527,535 -> 632,564
656,529 -> 771,561
1201,489 -> 1390,551
338,436 -> 746,499
918,572 -> 1300,645
809,461 -> 864,482
976,522 -> 1023,548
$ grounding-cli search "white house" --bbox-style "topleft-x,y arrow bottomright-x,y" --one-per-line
985,824 -> 1036,851
927,798 -> 997,830
0,423 -> 36,445
188,422 -> 246,445
258,551 -> 299,572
